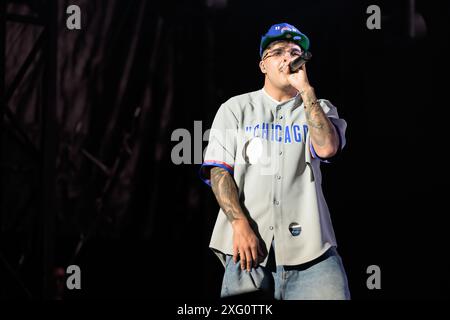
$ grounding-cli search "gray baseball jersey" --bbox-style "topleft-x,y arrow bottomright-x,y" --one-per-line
200,88 -> 347,267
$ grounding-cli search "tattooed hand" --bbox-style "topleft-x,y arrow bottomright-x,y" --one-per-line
210,167 -> 265,271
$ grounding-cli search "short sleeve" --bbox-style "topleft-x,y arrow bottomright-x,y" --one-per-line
310,99 -> 347,163
199,104 -> 238,186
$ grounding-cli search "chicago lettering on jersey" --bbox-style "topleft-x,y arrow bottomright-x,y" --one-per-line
245,122 -> 309,144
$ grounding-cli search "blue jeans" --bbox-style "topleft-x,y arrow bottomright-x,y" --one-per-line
220,246 -> 350,300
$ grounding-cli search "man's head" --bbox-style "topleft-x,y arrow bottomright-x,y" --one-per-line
259,23 -> 310,92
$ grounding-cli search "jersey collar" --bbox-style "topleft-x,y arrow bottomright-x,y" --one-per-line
261,88 -> 302,107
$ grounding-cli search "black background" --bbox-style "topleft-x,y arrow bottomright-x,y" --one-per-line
1,0 -> 449,301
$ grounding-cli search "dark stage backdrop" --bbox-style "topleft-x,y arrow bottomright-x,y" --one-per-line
1,0 -> 449,300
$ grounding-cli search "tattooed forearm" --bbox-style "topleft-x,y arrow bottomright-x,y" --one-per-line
302,87 -> 339,152
210,167 -> 247,224
305,103 -> 334,147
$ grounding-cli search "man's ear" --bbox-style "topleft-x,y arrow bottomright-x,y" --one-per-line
259,60 -> 267,74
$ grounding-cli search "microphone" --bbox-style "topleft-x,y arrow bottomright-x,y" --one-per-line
289,51 -> 312,73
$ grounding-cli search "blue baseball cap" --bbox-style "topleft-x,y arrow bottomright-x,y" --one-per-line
260,22 -> 310,57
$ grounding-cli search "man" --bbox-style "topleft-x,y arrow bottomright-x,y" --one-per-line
200,22 -> 350,300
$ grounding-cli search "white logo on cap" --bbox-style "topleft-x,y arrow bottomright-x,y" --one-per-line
281,26 -> 292,32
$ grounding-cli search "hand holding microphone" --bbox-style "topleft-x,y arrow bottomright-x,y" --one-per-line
289,51 -> 312,73
287,50 -> 313,92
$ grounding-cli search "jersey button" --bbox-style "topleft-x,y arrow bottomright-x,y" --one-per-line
279,115 -> 283,120
273,200 -> 280,206
279,151 -> 283,156
276,175 -> 281,180
269,226 -> 274,230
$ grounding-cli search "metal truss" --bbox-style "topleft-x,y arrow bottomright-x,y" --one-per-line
0,0 -> 57,299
